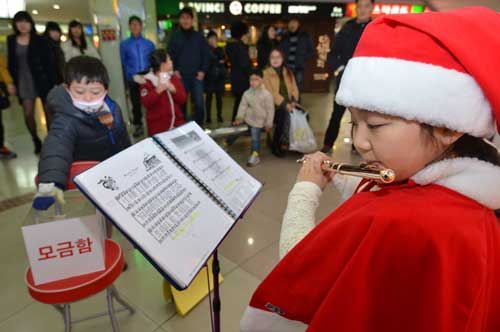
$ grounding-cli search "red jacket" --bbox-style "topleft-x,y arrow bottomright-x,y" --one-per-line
243,158 -> 500,331
138,73 -> 186,136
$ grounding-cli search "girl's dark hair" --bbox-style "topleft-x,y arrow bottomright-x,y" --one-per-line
150,49 -> 169,73
44,21 -> 62,36
422,125 -> 500,166
68,20 -> 87,54
12,11 -> 36,36
64,56 -> 109,89
258,25 -> 275,44
269,47 -> 295,80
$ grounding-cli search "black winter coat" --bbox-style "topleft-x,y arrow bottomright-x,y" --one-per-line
205,46 -> 226,92
280,29 -> 314,71
38,86 -> 131,188
45,36 -> 65,84
167,28 -> 211,77
257,38 -> 278,70
7,34 -> 58,102
226,40 -> 251,94
327,19 -> 371,72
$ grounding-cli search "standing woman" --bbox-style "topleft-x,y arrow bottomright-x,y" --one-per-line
43,22 -> 65,84
7,11 -> 58,153
62,20 -> 100,61
257,25 -> 277,70
226,21 -> 251,122
263,48 -> 299,156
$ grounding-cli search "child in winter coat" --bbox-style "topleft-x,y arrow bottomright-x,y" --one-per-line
136,49 -> 186,136
242,7 -> 500,331
33,56 -> 131,210
226,68 -> 274,167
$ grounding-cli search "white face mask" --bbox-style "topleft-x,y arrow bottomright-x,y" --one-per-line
70,94 -> 106,113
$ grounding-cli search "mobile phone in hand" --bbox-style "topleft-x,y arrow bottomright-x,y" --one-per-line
159,72 -> 171,85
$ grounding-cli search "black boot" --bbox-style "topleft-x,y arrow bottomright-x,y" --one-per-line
33,137 -> 42,154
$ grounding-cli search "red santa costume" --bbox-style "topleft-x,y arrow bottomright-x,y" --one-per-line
241,7 -> 500,332
135,72 -> 187,136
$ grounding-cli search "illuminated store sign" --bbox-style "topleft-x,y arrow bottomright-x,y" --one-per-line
179,2 -> 225,14
346,3 -> 430,17
288,5 -> 317,14
167,2 -> 347,18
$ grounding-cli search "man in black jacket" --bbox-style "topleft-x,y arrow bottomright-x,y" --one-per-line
280,17 -> 314,94
168,7 -> 211,126
321,0 -> 374,154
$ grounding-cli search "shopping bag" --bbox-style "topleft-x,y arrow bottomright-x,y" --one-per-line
289,109 -> 317,153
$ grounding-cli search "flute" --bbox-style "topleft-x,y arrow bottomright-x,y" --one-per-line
296,157 -> 396,184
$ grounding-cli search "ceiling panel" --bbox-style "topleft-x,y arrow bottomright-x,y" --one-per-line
26,0 -> 91,23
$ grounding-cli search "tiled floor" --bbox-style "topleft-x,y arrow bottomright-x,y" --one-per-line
0,89 -> 358,331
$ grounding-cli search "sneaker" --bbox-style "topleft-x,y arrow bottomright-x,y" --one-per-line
133,125 -> 144,138
222,140 -> 230,151
0,146 -> 17,159
247,151 -> 260,167
320,145 -> 332,154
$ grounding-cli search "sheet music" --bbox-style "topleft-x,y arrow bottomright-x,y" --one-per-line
74,139 -> 235,288
155,122 -> 262,218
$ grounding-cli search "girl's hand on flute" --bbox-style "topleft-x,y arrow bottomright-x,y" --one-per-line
297,152 -> 335,191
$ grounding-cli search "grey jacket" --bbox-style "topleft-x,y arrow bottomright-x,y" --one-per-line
236,86 -> 275,129
38,86 -> 131,188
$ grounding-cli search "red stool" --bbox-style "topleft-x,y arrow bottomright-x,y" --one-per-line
28,161 -> 134,331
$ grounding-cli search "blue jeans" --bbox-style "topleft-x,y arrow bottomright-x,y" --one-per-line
182,76 -> 205,126
227,126 -> 263,153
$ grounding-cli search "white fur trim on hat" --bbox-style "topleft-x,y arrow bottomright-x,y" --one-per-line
336,56 -> 496,138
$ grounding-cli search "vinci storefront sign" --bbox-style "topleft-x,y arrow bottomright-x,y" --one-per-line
175,1 -> 344,17
346,3 -> 430,17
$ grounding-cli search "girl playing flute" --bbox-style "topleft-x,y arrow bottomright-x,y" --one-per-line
241,7 -> 500,331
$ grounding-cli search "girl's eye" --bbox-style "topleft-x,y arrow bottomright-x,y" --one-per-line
348,121 -> 358,127
367,123 -> 387,129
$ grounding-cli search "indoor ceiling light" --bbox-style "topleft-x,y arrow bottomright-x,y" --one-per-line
32,9 -> 39,15
53,4 -> 60,10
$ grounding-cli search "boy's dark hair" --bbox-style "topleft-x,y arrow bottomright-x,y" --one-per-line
12,11 -> 36,36
231,21 -> 249,40
207,30 -> 217,40
44,21 -> 62,35
129,15 -> 142,25
64,56 -> 110,89
249,68 -> 263,78
179,7 -> 194,18
68,20 -> 87,54
150,49 -> 169,73
355,0 -> 375,3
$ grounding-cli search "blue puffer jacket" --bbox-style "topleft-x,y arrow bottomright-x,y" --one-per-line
120,35 -> 155,81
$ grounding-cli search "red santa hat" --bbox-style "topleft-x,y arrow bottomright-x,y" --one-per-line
336,7 -> 500,138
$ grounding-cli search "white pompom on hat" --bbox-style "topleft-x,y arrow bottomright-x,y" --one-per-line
336,7 -> 500,138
